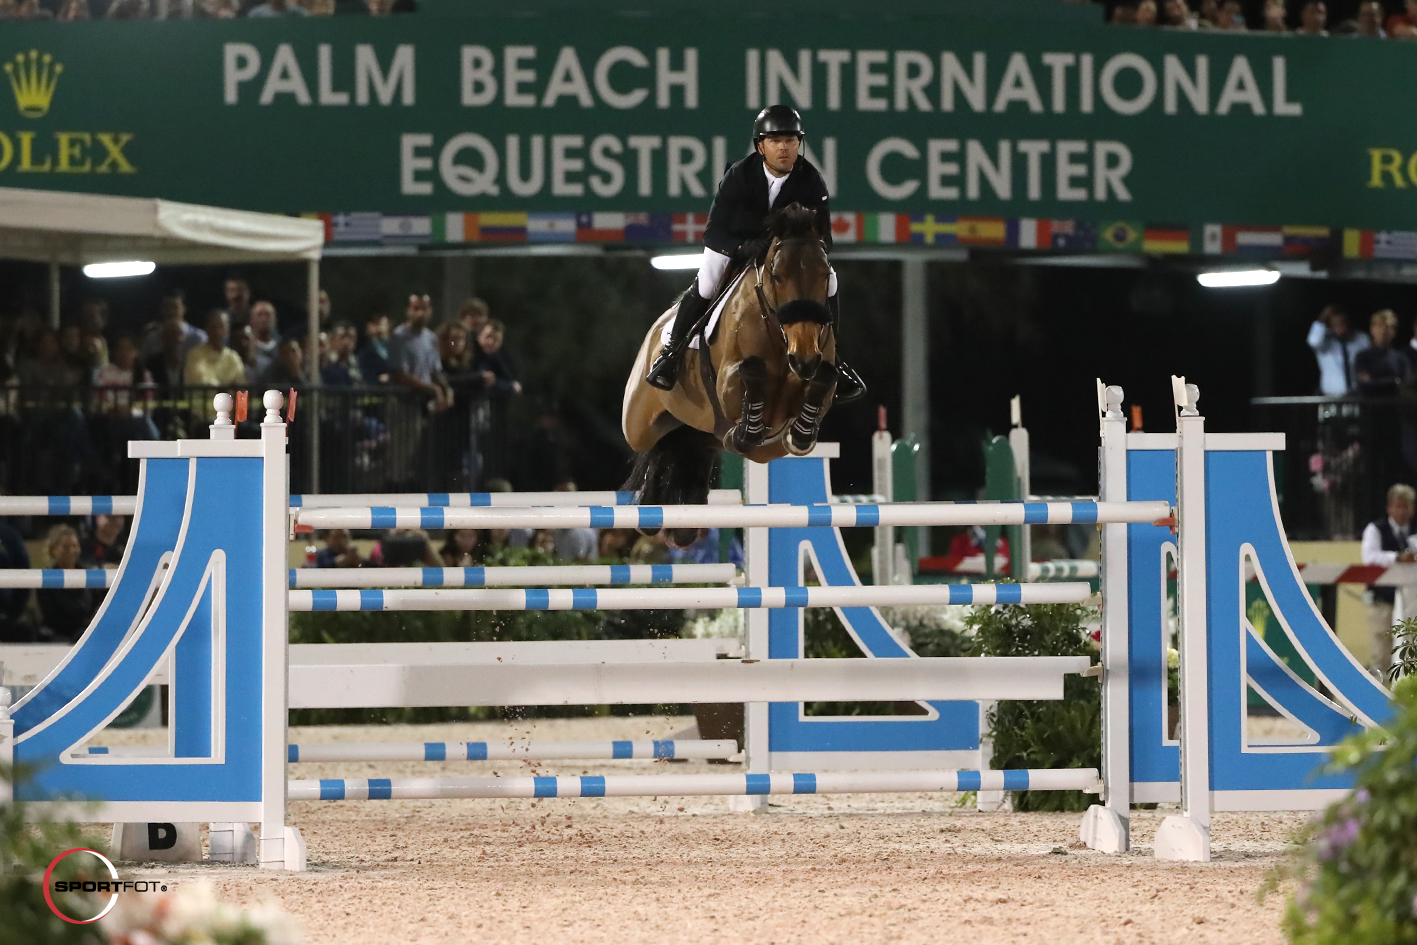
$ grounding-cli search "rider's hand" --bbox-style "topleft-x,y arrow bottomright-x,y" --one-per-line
737,237 -> 771,264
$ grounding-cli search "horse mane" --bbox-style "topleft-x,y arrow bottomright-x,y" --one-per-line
765,203 -> 824,241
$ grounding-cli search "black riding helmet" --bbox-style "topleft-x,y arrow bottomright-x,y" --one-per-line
753,105 -> 804,143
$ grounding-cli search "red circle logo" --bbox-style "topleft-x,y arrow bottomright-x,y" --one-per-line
44,848 -> 120,924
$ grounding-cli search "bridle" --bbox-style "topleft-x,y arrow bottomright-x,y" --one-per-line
753,236 -> 832,349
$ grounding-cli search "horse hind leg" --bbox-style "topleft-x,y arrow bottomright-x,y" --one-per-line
786,362 -> 838,457
620,424 -> 720,546
725,356 -> 770,456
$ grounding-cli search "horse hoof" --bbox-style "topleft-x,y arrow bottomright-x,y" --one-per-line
636,526 -> 662,538
667,527 -> 699,549
786,434 -> 818,457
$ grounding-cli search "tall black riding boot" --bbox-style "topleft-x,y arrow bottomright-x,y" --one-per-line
646,280 -> 710,391
827,294 -> 867,404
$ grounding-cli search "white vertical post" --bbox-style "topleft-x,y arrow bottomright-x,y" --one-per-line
1008,396 -> 1031,580
871,422 -> 894,586
734,459 -> 771,812
1080,381 -> 1130,853
257,391 -> 304,869
901,259 -> 930,556
1155,377 -> 1211,862
0,684 -> 12,806
306,259 -> 321,496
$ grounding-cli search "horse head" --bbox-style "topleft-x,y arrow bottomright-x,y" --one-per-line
761,204 -> 832,381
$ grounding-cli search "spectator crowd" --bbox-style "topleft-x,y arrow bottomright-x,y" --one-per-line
1103,0 -> 1417,36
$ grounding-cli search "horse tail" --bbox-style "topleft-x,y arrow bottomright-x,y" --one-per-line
621,426 -> 721,543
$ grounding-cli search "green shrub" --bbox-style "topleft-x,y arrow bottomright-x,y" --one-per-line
966,600 -> 1100,812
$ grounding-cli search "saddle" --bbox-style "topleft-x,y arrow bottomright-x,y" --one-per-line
657,260 -> 749,351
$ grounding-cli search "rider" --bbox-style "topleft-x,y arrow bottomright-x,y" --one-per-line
645,105 -> 864,402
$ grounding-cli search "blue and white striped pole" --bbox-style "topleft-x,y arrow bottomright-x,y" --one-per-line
289,563 -> 737,589
0,570 -> 114,589
289,581 -> 1091,612
285,739 -> 738,763
289,767 -> 1101,801
295,500 -> 1172,532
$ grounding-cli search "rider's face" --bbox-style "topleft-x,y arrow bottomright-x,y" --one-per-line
757,135 -> 800,176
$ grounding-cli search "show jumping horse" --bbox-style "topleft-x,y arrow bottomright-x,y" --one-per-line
622,204 -> 838,545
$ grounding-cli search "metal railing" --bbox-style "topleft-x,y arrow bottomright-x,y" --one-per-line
0,383 -> 511,501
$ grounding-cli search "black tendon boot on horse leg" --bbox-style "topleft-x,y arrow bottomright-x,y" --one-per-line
646,279 -> 711,391
826,294 -> 866,404
725,356 -> 770,455
788,362 -> 838,456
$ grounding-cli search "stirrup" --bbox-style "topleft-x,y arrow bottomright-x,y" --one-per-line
645,343 -> 685,391
833,358 -> 867,404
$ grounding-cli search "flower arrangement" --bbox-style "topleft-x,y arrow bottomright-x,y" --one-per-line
102,881 -> 300,945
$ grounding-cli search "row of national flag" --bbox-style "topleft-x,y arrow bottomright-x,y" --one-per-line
308,211 -> 1417,261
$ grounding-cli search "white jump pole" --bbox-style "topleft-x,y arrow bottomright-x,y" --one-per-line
289,563 -> 738,589
287,582 -> 1092,612
284,739 -> 740,763
290,767 -> 1103,802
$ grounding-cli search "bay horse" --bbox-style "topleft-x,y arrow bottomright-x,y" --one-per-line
622,204 -> 838,545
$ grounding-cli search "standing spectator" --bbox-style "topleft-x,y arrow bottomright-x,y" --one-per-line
184,311 -> 246,386
1161,0 -> 1196,28
1299,0 -> 1328,34
440,529 -> 483,567
473,320 -> 523,395
1308,305 -> 1368,396
84,514 -> 128,567
358,314 -> 391,384
1361,484 -> 1417,676
459,297 -> 490,339
148,320 -> 189,393
1262,0 -> 1287,30
261,338 -> 306,388
0,515 -> 31,642
1386,0 -> 1417,37
1135,0 -> 1158,25
321,323 -> 362,387
229,323 -> 263,383
389,294 -> 453,409
314,528 -> 362,568
80,299 -> 110,369
1355,310 -> 1409,394
248,0 -> 307,14
1356,0 -> 1386,37
223,276 -> 253,328
59,324 -> 92,380
437,322 -> 474,378
93,335 -> 156,411
37,524 -> 98,643
141,290 -> 205,365
249,301 -> 281,367
17,329 -> 83,388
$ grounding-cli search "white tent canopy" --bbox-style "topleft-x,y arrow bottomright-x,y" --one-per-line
0,186 -> 323,265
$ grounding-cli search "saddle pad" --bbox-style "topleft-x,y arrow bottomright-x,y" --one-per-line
659,267 -> 748,351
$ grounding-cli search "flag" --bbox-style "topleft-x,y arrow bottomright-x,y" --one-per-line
672,213 -> 708,242
956,217 -> 1007,245
1143,225 -> 1191,254
830,212 -> 862,244
303,212 -> 333,242
1098,220 -> 1143,252
477,212 -> 528,242
528,213 -> 577,243
432,213 -> 476,243
380,215 -> 431,243
862,213 -> 906,244
1049,220 -> 1096,251
1343,229 -> 1375,259
1205,224 -> 1282,255
907,213 -> 960,245
1374,230 -> 1417,260
1010,218 -> 1053,250
624,213 -> 673,242
330,212 -> 381,243
576,213 -> 625,242
1281,225 -> 1332,257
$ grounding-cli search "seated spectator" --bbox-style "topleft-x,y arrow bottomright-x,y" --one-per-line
1217,0 -> 1246,29
474,319 -> 523,395
947,525 -> 1011,566
184,311 -> 247,386
1307,305 -> 1368,395
371,528 -> 439,566
598,528 -> 638,560
59,324 -> 92,380
667,528 -> 745,567
0,516 -> 32,642
1262,0 -> 1287,31
93,335 -> 156,412
1135,0 -> 1157,25
261,338 -> 306,387
148,319 -> 189,393
315,528 -> 363,568
1360,483 -> 1417,675
17,329 -> 83,388
229,323 -> 263,383
629,531 -> 670,564
141,289 -> 206,367
358,314 -> 392,384
248,0 -> 307,14
37,524 -> 99,643
440,529 -> 483,567
1355,309 -> 1409,394
1387,0 -> 1417,38
321,323 -> 363,387
200,0 -> 238,16
57,0 -> 91,18
1161,0 -> 1195,28
84,514 -> 128,567
1356,0 -> 1385,37
459,297 -> 490,339
1109,2 -> 1137,24
1299,0 -> 1328,34
249,301 -> 281,367
549,480 -> 597,562
223,275 -> 253,328
105,0 -> 151,18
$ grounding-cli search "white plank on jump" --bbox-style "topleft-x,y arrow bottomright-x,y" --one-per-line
286,655 -> 1093,709
289,767 -> 1102,801
289,564 -> 738,589
288,639 -> 739,667
284,739 -> 739,763
295,500 -> 1172,532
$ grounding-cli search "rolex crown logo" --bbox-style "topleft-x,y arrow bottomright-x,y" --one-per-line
5,49 -> 62,119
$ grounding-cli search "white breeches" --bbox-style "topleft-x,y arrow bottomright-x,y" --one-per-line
695,248 -> 838,300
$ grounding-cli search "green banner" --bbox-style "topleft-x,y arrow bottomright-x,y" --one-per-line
3,13 -> 1417,254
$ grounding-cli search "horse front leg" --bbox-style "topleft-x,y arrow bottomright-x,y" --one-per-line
724,356 -> 770,455
785,362 -> 838,457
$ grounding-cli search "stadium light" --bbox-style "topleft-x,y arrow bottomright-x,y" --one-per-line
83,260 -> 156,279
650,252 -> 704,271
1196,269 -> 1280,288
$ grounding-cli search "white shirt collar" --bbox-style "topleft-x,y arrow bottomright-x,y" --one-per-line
763,160 -> 790,206
1391,516 -> 1409,537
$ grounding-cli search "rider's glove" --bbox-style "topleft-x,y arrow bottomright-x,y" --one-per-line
736,237 -> 772,264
